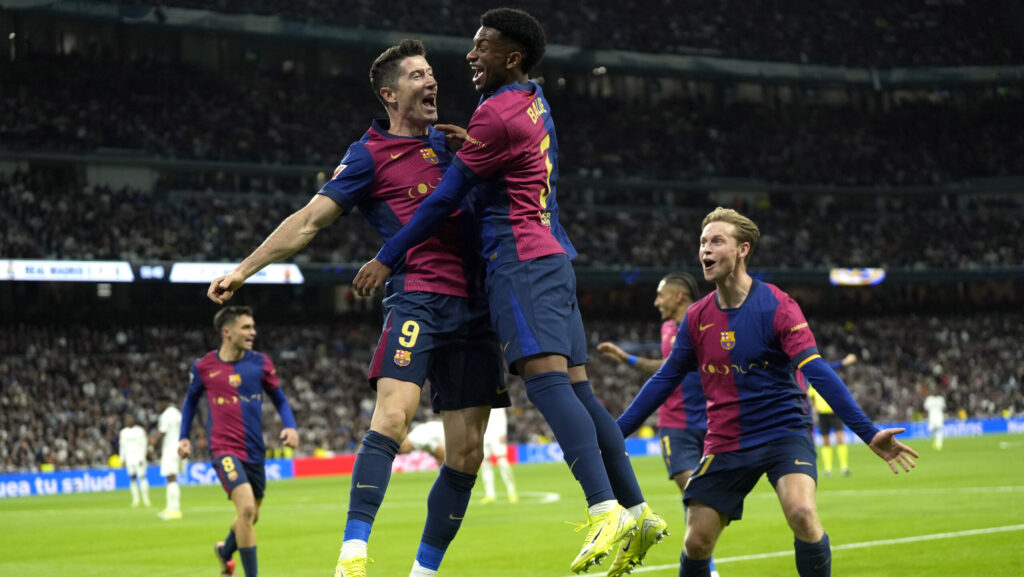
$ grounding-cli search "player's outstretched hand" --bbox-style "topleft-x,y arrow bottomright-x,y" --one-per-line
177,439 -> 192,459
597,342 -> 628,363
208,271 -> 246,304
352,259 -> 391,297
435,123 -> 468,151
280,427 -> 299,449
869,428 -> 919,474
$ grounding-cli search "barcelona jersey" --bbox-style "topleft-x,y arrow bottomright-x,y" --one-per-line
657,319 -> 708,430
631,280 -> 821,454
450,81 -> 576,270
181,350 -> 282,464
319,120 -> 480,298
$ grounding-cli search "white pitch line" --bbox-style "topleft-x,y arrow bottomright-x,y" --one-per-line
571,524 -> 1024,576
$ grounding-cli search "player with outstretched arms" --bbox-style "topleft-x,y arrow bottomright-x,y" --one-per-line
179,306 -> 299,577
353,9 -> 667,575
617,207 -> 918,577
206,39 -> 507,577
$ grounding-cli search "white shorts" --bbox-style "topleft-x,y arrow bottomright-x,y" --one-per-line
483,437 -> 508,460
125,459 -> 147,478
928,420 -> 944,433
160,453 -> 185,477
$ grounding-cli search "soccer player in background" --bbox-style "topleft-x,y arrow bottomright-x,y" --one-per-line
400,420 -> 447,464
804,354 -> 858,477
178,306 -> 299,577
154,396 -> 184,519
206,39 -> 507,577
617,207 -> 919,577
352,8 -> 667,575
118,413 -> 151,508
924,388 -> 947,450
602,272 -> 717,577
479,407 -> 518,504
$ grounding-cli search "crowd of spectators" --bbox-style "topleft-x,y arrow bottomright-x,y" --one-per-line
4,55 -> 1024,186
4,170 -> 1023,270
1,312 -> 1021,472
149,0 -> 1023,66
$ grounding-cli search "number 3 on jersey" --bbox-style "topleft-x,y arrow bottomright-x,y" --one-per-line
398,320 -> 420,348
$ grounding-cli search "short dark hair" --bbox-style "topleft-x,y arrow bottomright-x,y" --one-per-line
662,272 -> 700,302
369,38 -> 427,108
213,305 -> 253,331
480,8 -> 546,73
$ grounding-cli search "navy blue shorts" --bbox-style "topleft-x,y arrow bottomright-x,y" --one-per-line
369,291 -> 508,413
659,427 -> 707,479
683,434 -> 817,521
485,253 -> 588,374
212,454 -> 265,500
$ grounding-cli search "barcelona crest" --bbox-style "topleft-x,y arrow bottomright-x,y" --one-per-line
420,148 -> 439,165
229,374 -> 242,388
394,349 -> 412,367
720,331 -> 736,350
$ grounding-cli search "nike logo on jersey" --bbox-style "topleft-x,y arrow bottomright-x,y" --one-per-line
356,483 -> 379,489
699,323 -> 714,331
794,459 -> 813,466
209,370 -> 222,377
390,152 -> 402,159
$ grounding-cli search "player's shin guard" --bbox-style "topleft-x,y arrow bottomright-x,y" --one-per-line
345,430 -> 400,542
794,533 -> 831,577
572,380 -> 645,509
680,551 -> 712,577
416,465 -> 475,570
525,372 -> 614,506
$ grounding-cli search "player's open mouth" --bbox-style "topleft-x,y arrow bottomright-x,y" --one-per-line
422,94 -> 437,112
471,66 -> 484,86
702,258 -> 716,272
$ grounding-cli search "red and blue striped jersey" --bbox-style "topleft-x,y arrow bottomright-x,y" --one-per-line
657,319 -> 708,430
180,350 -> 292,464
452,81 -> 576,270
319,121 -> 480,298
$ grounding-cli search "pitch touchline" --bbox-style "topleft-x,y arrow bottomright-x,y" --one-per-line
578,523 -> 1024,575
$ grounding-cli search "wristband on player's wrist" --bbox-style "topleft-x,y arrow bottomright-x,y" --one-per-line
626,354 -> 638,367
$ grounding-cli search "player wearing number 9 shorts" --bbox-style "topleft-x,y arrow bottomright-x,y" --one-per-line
363,9 -> 666,573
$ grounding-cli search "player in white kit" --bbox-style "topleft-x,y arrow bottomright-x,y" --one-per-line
118,413 -> 151,507
924,389 -> 947,450
401,420 -> 447,464
155,397 -> 185,519
480,407 -> 518,504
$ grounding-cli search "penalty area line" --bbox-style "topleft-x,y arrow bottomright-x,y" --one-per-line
579,523 -> 1024,575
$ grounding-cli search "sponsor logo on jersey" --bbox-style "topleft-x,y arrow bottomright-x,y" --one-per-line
332,163 -> 347,178
720,331 -> 736,350
420,148 -> 439,164
394,349 -> 412,367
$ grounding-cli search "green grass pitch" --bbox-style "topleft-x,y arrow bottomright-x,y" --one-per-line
3,434 -> 1022,576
